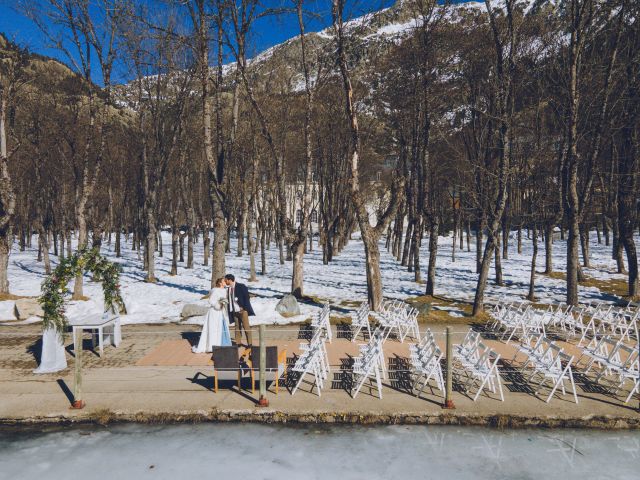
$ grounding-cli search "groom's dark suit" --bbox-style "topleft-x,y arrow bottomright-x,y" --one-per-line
228,282 -> 254,346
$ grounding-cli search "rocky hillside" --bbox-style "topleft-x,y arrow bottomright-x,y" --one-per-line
235,0 -> 559,92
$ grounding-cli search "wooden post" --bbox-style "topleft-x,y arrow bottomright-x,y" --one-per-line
444,326 -> 455,409
71,328 -> 85,409
257,324 -> 268,407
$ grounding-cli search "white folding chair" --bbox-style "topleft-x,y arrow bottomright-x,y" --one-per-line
352,336 -> 385,399
351,302 -> 371,342
458,342 -> 504,402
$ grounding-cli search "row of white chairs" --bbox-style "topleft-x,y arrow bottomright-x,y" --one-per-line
352,328 -> 387,399
516,333 -> 579,404
453,329 -> 504,402
490,302 -> 548,344
544,302 -> 638,344
311,303 -> 332,343
292,321 -> 331,396
373,299 -> 420,343
351,302 -> 372,342
491,300 -> 638,347
580,335 -> 639,404
409,328 -> 444,397
584,303 -> 639,342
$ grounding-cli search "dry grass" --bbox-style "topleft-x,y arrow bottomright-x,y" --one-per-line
339,300 -> 362,308
0,293 -> 30,301
543,271 -> 566,281
541,271 -> 634,301
406,295 -> 487,324
580,277 -> 631,298
89,408 -> 117,426
73,295 -> 91,302
300,294 -> 331,306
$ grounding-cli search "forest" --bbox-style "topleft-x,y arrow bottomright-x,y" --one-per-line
0,0 -> 638,314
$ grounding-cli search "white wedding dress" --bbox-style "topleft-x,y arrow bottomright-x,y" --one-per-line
192,288 -> 231,353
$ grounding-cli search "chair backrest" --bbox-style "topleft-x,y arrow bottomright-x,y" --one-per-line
544,343 -> 564,368
460,329 -> 480,349
250,346 -> 279,369
615,344 -> 639,369
212,346 -> 239,369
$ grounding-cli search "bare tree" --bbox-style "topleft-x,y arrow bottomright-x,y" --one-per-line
0,43 -> 25,293
332,0 -> 404,310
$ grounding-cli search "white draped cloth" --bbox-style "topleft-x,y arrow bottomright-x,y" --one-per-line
34,327 -> 67,374
192,288 -> 231,353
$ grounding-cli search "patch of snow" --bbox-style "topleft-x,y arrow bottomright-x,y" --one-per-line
5,225 -> 636,329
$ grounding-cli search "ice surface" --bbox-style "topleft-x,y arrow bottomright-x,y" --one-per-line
0,424 -> 638,480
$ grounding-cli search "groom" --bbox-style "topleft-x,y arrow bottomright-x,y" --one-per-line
224,274 -> 255,347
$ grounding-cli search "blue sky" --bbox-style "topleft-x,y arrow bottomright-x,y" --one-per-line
0,1 -> 466,84
0,0 -> 397,83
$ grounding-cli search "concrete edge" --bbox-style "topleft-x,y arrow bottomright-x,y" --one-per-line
1,410 -> 639,430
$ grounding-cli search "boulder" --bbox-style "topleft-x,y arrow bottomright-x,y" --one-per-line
275,294 -> 301,316
180,303 -> 209,319
14,298 -> 44,320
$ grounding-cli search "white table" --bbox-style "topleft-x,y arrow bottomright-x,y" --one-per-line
69,313 -> 121,357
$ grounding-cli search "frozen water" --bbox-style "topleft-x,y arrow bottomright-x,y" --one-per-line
0,424 -> 638,480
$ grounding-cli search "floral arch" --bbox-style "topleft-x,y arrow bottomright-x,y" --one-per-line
39,249 -> 126,335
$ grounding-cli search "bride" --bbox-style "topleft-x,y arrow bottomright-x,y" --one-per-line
192,278 -> 232,353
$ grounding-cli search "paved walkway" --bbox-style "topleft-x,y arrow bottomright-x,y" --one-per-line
0,323 -> 638,427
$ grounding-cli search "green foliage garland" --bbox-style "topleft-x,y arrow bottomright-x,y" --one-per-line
39,249 -> 126,335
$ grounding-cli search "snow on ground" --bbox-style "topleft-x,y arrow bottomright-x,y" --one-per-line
0,229 -> 634,326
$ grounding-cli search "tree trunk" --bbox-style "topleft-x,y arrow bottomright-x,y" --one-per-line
260,228 -> 267,275
203,226 -> 210,266
425,219 -> 439,296
603,216 -> 610,246
0,233 -> 10,293
494,235 -> 504,286
527,223 -> 538,301
248,218 -> 257,282
502,219 -> 509,260
291,240 -> 305,298
451,217 -> 457,263
40,230 -> 51,274
544,224 -> 554,273
566,217 -> 580,305
472,236 -> 496,316
580,224 -> 590,268
115,229 -> 121,258
170,227 -> 178,276
59,232 -> 65,260
146,226 -> 157,283
517,224 -> 522,254
187,228 -> 194,269
412,218 -> 422,282
401,220 -> 412,266
72,217 -> 88,299
363,235 -> 384,310
211,211 -> 226,287
476,219 -> 484,273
